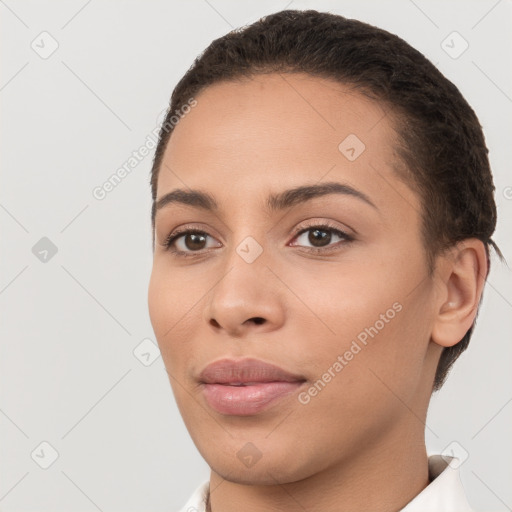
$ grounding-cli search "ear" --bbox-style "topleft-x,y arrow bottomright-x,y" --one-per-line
431,239 -> 488,348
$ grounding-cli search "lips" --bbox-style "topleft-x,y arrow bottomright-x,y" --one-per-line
198,357 -> 305,385
198,358 -> 306,415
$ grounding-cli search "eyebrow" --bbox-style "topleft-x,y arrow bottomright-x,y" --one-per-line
153,181 -> 378,220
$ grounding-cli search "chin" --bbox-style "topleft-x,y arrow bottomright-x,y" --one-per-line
211,463 -> 304,486
205,444 -> 319,486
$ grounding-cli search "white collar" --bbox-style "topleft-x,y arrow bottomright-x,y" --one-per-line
401,454 -> 474,511
179,454 -> 474,512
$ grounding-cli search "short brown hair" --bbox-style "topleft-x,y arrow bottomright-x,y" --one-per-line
149,9 -> 503,392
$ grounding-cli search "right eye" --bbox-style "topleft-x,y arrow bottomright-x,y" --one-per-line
164,229 -> 222,256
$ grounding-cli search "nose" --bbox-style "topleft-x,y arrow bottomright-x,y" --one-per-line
203,250 -> 286,338
208,314 -> 266,332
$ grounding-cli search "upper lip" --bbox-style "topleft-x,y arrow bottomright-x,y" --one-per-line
198,358 -> 306,385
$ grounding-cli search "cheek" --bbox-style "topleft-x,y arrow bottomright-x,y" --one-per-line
288,261 -> 400,346
290,263 -> 429,407
292,310 -> 426,451
148,274 -> 201,413
147,264 -> 195,368
147,266 -> 170,339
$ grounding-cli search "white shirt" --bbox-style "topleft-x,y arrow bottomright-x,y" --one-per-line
178,454 -> 474,512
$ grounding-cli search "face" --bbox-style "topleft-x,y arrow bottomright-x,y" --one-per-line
148,73 -> 443,484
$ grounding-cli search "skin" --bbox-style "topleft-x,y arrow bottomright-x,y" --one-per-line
147,73 -> 487,512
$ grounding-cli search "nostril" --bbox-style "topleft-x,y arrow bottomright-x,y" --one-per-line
251,317 -> 265,325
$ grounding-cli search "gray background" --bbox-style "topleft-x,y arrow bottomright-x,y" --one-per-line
1,0 -> 511,511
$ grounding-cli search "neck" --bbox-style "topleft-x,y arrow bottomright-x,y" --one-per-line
205,422 -> 430,512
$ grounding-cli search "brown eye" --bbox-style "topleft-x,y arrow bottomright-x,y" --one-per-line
181,232 -> 207,251
164,229 -> 221,254
291,224 -> 353,251
308,228 -> 332,247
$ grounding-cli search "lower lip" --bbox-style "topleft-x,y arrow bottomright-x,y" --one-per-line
201,381 -> 305,415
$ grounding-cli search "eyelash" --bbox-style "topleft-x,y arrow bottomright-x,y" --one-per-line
163,222 -> 354,258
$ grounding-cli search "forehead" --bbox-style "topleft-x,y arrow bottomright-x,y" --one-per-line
167,72 -> 391,161
157,72 -> 419,220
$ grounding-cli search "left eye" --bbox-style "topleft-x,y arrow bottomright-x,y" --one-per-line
291,225 -> 353,249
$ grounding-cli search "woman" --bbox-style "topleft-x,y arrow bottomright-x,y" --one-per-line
147,9 -> 502,511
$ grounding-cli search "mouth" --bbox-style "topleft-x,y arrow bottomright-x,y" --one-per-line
200,381 -> 306,415
198,357 -> 306,384
223,382 -> 269,386
198,358 -> 307,416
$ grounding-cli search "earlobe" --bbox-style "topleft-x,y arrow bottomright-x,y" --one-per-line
431,239 -> 488,348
